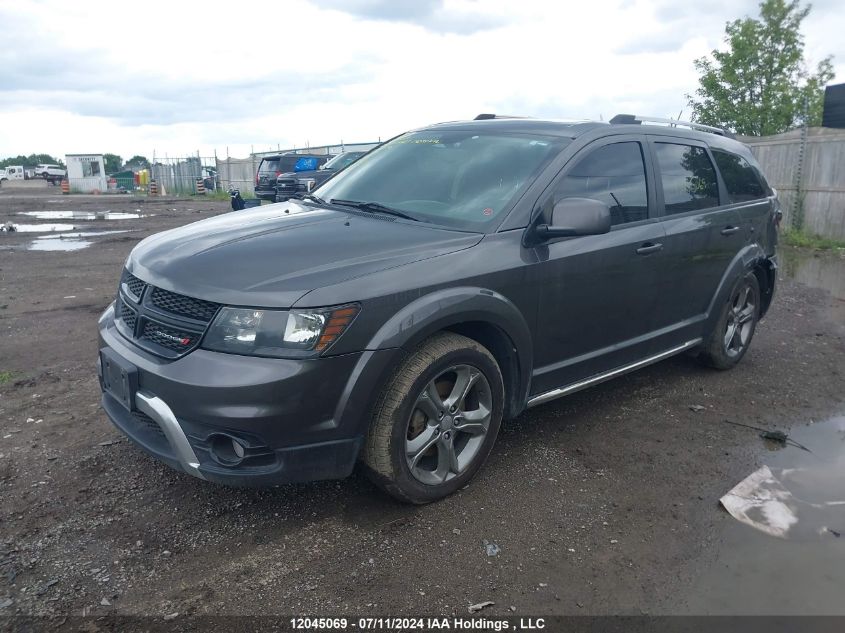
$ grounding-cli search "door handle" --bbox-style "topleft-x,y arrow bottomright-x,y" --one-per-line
636,242 -> 663,255
720,226 -> 741,236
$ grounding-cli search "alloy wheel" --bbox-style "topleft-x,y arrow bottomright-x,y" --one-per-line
405,364 -> 492,485
724,281 -> 756,357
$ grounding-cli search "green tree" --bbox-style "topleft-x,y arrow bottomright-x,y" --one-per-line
687,0 -> 834,136
103,153 -> 123,174
123,155 -> 151,171
0,154 -> 65,169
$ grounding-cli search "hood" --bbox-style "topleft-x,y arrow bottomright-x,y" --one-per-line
127,201 -> 482,307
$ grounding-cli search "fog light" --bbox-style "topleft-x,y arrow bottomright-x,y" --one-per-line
209,434 -> 246,466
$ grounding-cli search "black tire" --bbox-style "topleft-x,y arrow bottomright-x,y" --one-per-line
42,172 -> 50,179
363,332 -> 504,504
699,271 -> 760,370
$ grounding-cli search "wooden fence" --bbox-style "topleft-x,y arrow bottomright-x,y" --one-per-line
740,127 -> 845,239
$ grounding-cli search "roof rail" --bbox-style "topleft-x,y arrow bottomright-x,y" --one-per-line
609,114 -> 734,138
473,113 -> 528,121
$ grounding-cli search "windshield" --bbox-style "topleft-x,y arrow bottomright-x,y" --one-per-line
321,152 -> 365,171
315,130 -> 567,230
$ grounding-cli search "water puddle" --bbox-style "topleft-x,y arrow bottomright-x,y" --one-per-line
680,415 -> 845,614
19,210 -> 148,220
35,230 -> 129,240
27,239 -> 93,252
2,223 -> 77,233
24,229 -> 132,252
780,249 -> 845,328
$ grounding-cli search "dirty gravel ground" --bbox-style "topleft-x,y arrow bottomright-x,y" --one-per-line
1,186 -> 844,619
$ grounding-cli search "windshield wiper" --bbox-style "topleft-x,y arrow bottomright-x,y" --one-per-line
329,199 -> 419,222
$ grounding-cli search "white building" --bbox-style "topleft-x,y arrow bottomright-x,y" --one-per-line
65,154 -> 107,192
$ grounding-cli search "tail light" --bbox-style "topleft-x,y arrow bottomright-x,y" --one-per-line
275,170 -> 282,177
771,189 -> 782,227
255,173 -> 259,186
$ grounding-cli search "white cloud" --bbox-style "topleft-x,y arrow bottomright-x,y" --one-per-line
0,0 -> 841,161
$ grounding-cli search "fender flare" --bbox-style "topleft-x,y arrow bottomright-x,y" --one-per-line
367,286 -> 534,416
704,243 -> 771,332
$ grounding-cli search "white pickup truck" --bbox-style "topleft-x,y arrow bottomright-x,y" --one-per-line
2,166 -> 26,181
35,164 -> 66,183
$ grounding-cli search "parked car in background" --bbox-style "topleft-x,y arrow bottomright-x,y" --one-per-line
254,153 -> 330,202
98,114 -> 778,503
35,164 -> 66,183
275,151 -> 367,201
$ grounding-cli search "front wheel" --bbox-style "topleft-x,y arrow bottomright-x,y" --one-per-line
364,333 -> 504,504
699,271 -> 760,370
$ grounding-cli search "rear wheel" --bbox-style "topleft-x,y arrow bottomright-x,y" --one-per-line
364,332 -> 504,504
700,271 -> 760,370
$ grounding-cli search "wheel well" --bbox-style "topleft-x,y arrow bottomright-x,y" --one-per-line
442,321 -> 522,419
753,260 -> 775,318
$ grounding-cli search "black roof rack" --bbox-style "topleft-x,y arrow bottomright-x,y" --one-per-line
473,113 -> 529,121
609,114 -> 734,138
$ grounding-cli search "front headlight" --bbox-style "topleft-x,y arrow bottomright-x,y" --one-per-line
201,304 -> 359,357
296,177 -> 317,192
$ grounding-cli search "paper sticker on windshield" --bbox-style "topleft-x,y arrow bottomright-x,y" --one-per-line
483,207 -> 493,216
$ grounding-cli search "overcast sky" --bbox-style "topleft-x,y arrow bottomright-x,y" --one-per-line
0,0 -> 842,161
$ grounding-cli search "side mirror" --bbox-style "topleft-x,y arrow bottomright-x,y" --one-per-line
535,197 -> 611,240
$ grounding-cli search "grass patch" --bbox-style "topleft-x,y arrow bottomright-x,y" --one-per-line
206,189 -> 257,201
0,371 -> 14,385
781,229 -> 845,250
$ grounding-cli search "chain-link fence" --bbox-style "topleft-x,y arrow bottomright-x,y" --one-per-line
218,142 -> 380,195
151,153 -> 218,195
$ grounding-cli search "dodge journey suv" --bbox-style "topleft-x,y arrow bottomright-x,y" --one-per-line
98,114 -> 778,503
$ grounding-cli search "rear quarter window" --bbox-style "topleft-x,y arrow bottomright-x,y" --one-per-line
712,150 -> 767,203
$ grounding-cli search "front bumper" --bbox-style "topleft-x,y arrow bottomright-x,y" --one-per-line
254,188 -> 276,201
97,305 -> 397,486
274,179 -> 298,201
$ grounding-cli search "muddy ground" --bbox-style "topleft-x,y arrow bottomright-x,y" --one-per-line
1,183 -> 844,619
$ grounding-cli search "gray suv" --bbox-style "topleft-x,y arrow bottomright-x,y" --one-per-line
98,114 -> 778,503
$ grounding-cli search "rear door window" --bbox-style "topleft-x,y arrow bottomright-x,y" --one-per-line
258,159 -> 280,174
553,141 -> 649,225
653,142 -> 719,214
712,150 -> 766,203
